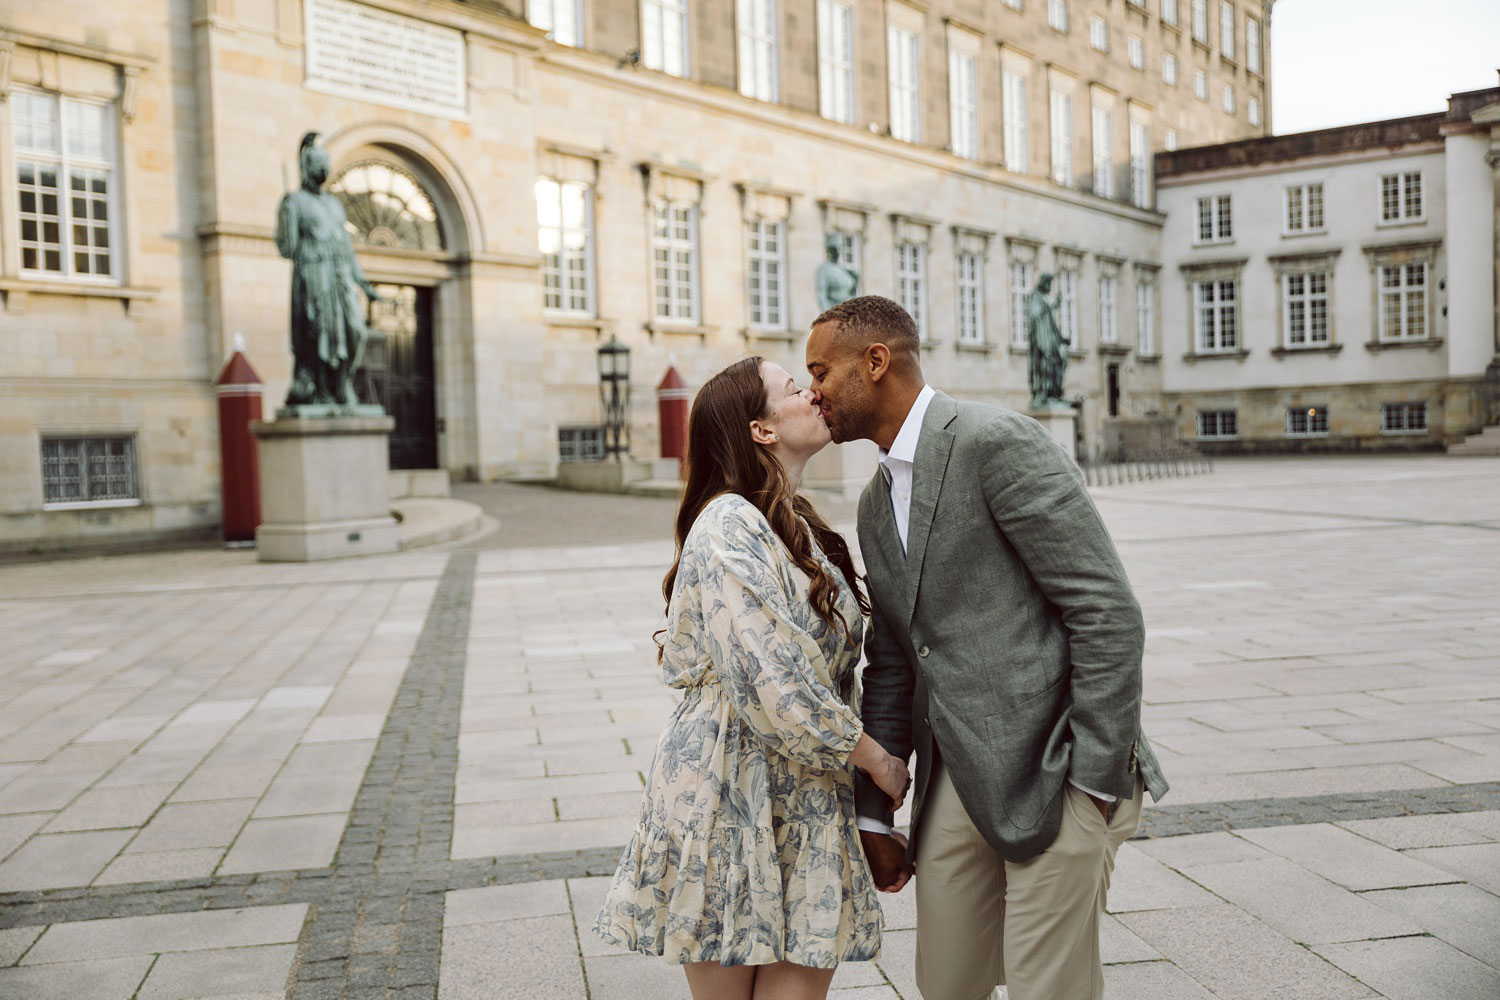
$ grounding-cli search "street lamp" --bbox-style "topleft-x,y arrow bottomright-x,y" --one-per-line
596,334 -> 631,460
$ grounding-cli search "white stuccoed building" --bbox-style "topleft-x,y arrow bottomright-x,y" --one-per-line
1155,86 -> 1500,452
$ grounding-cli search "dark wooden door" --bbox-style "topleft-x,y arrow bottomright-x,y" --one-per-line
362,284 -> 438,470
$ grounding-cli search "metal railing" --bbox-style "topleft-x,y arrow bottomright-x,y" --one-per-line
1079,448 -> 1214,487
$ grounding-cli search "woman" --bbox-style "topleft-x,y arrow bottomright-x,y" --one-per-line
594,357 -> 910,1000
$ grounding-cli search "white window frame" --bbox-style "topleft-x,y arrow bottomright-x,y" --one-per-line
536,177 -> 596,316
1222,83 -> 1235,115
1196,410 -> 1237,439
1193,70 -> 1207,101
1284,182 -> 1325,234
529,0 -> 583,46
738,0 -> 779,102
40,435 -> 141,508
1058,265 -> 1079,345
1050,87 -> 1074,187
1129,119 -> 1151,209
1219,0 -> 1235,58
651,198 -> 700,323
956,249 -> 985,346
746,216 -> 788,331
1009,257 -> 1035,347
948,43 -> 980,160
1128,35 -> 1144,71
1163,53 -> 1178,85
1191,0 -> 1208,43
896,240 -> 928,339
13,88 -> 120,284
1246,17 -> 1261,74
1165,128 -> 1179,151
1090,16 -> 1109,52
641,0 -> 689,76
1092,105 -> 1113,198
1194,278 -> 1238,352
1003,0 -> 1023,10
1381,402 -> 1428,435
1379,262 -> 1428,341
1162,0 -> 1179,27
817,0 -> 855,124
1003,68 -> 1029,173
1285,405 -> 1329,438
1135,273 -> 1157,355
888,22 -> 921,143
1194,194 -> 1233,244
836,231 -> 862,271
1098,273 -> 1118,343
1049,0 -> 1069,32
1282,271 -> 1330,347
1248,96 -> 1261,127
1380,171 -> 1424,224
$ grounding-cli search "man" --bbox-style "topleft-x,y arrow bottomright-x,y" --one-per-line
804,295 -> 1168,1000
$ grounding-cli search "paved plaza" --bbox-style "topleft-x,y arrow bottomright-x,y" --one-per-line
0,455 -> 1498,999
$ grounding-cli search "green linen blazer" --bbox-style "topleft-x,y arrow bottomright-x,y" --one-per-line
854,392 -> 1169,863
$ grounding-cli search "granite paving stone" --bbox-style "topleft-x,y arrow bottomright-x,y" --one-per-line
219,815 -> 347,874
1403,842 -> 1500,894
437,915 -> 584,1000
1236,823 -> 1461,890
135,943 -> 298,999
23,904 -> 307,963
581,953 -> 692,1000
1363,883 -> 1500,969
0,829 -> 133,891
94,847 -> 224,886
443,881 -> 571,927
126,799 -> 257,853
1337,813 -> 1498,850
42,782 -> 175,833
0,925 -> 42,965
1104,845 -> 1218,912
0,955 -> 154,998
1103,960 -> 1218,1000
1314,936 -> 1500,1000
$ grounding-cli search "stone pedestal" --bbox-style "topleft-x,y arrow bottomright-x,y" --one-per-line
1028,405 -> 1079,461
251,415 -> 400,562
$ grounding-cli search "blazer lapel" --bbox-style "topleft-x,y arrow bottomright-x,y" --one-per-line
901,393 -> 958,623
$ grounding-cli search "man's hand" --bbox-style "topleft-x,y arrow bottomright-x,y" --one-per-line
859,830 -> 914,893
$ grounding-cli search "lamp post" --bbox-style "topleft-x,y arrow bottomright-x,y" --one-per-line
597,334 -> 631,460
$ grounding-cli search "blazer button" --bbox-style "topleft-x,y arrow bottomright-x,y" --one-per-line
918,645 -> 930,658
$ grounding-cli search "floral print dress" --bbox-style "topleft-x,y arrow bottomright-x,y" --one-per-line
594,492 -> 882,968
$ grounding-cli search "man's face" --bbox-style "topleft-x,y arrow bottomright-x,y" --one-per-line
806,321 -> 877,444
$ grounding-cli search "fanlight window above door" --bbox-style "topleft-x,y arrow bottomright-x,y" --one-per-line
329,161 -> 445,251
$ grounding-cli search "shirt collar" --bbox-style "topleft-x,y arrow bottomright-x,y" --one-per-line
878,384 -> 936,469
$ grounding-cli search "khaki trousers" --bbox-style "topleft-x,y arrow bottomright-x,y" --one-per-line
913,761 -> 1143,1000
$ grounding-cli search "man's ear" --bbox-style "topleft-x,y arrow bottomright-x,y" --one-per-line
866,343 -> 892,383
748,419 -> 777,445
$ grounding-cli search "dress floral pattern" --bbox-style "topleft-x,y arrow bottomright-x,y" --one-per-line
593,493 -> 881,968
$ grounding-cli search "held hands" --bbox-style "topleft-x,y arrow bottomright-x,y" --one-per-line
859,830 -> 913,893
848,735 -> 910,811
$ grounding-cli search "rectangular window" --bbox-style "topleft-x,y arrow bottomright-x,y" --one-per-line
836,231 -> 861,271
1381,402 -> 1428,435
1222,83 -> 1235,114
1058,267 -> 1079,345
14,90 -> 117,280
1196,410 -> 1237,439
1248,96 -> 1261,127
1090,16 -> 1108,52
1246,16 -> 1261,73
888,26 -> 921,142
956,251 -> 985,345
536,178 -> 595,315
1283,272 -> 1329,346
1049,0 -> 1068,32
1136,279 -> 1156,354
1010,258 -> 1035,346
558,425 -> 606,463
1194,278 -> 1238,351
41,436 -> 139,505
1128,35 -> 1144,70
1193,69 -> 1207,100
1380,171 -> 1423,222
642,0 -> 689,76
1162,0 -> 1179,26
1003,71 -> 1029,173
1098,274 -> 1118,343
1165,128 -> 1179,150
1191,0 -> 1208,43
1163,53 -> 1178,85
1003,0 -> 1022,9
1219,1 -> 1235,56
1092,106 -> 1113,198
817,0 -> 855,124
738,0 -> 779,102
949,50 -> 979,159
1286,405 -> 1329,437
529,0 -> 581,45
1050,89 -> 1074,186
1129,119 -> 1151,208
1380,263 -> 1427,340
1285,182 -> 1324,233
652,199 -> 699,322
746,217 -> 787,330
1194,194 -> 1232,243
896,241 -> 927,337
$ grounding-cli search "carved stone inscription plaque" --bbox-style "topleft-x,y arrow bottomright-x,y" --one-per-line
304,0 -> 467,119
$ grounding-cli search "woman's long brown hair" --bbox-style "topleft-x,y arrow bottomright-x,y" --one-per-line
657,357 -> 869,660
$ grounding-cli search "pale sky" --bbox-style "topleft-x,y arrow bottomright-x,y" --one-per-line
1272,0 -> 1500,134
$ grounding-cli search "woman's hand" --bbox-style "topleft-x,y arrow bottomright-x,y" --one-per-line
849,734 -> 911,811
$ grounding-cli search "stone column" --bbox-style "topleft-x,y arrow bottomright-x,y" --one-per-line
1477,104 -> 1500,423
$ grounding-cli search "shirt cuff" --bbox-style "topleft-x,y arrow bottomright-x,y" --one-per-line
856,816 -> 895,835
1068,778 -> 1116,802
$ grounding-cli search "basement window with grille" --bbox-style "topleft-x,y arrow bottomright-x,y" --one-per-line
41,435 -> 140,508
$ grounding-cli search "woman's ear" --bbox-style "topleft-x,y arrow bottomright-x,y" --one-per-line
748,419 -> 778,445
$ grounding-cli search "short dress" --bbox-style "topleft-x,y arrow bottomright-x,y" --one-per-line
593,492 -> 882,968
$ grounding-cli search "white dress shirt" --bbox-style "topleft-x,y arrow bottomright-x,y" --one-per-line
856,386 -> 1111,837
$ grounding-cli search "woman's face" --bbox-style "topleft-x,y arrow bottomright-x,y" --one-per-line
756,361 -> 830,459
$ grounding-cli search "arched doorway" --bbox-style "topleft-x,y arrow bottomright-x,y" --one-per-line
329,160 -> 444,470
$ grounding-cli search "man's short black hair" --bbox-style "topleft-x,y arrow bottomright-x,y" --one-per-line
812,295 -> 921,357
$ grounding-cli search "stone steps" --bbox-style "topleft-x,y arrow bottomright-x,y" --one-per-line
624,478 -> 684,498
391,497 -> 492,548
1447,425 -> 1500,456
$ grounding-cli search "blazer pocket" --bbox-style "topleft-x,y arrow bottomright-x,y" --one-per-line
978,672 -> 1071,830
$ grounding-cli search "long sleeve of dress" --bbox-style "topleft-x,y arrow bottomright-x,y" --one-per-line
697,501 -> 863,773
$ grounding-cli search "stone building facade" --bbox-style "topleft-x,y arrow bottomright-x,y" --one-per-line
0,0 -> 1271,551
1155,87 -> 1500,453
